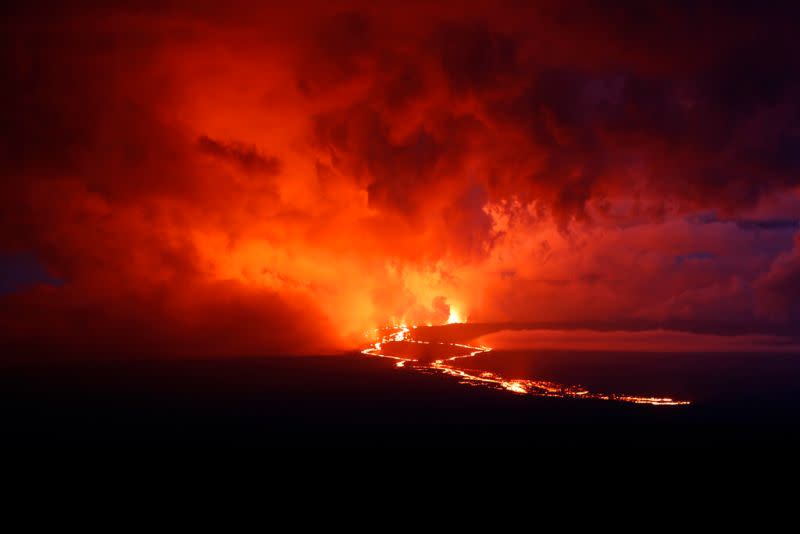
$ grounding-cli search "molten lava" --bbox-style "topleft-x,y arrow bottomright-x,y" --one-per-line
361,324 -> 690,406
446,307 -> 464,324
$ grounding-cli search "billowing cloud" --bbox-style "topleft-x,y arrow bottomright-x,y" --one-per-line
756,234 -> 800,320
1,1 -> 799,358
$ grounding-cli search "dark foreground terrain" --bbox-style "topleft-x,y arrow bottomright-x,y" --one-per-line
1,353 -> 798,447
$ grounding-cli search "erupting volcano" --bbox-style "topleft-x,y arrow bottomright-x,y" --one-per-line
2,1 -> 800,447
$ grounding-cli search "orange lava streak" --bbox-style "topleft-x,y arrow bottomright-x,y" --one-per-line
362,325 -> 691,406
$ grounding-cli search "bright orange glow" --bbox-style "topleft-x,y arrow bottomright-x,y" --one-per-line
447,307 -> 464,324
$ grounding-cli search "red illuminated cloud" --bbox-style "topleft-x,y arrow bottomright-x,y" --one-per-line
756,234 -> 800,320
1,1 -> 799,357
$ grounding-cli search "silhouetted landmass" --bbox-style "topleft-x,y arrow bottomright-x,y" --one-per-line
0,352 -> 797,447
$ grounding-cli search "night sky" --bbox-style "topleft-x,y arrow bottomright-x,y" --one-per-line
1,3 -> 799,386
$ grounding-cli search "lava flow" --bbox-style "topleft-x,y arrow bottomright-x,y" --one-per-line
361,324 -> 690,406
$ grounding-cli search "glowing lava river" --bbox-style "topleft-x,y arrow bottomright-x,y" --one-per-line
362,324 -> 690,406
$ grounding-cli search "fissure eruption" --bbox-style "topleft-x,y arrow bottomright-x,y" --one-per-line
362,323 -> 690,406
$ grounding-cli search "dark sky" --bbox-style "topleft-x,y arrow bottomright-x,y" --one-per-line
1,1 -> 799,356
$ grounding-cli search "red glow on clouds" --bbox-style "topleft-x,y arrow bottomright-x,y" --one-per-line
1,2 -> 799,357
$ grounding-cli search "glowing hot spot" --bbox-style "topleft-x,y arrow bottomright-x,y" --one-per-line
447,307 -> 463,324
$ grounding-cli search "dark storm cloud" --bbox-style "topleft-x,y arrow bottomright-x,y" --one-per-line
197,136 -> 281,175
312,105 -> 443,215
736,219 -> 800,232
298,2 -> 800,225
297,10 -> 375,95
382,66 -> 425,111
433,22 -> 519,95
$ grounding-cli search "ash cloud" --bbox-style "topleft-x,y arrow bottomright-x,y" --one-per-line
197,136 -> 281,175
2,1 -> 800,357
